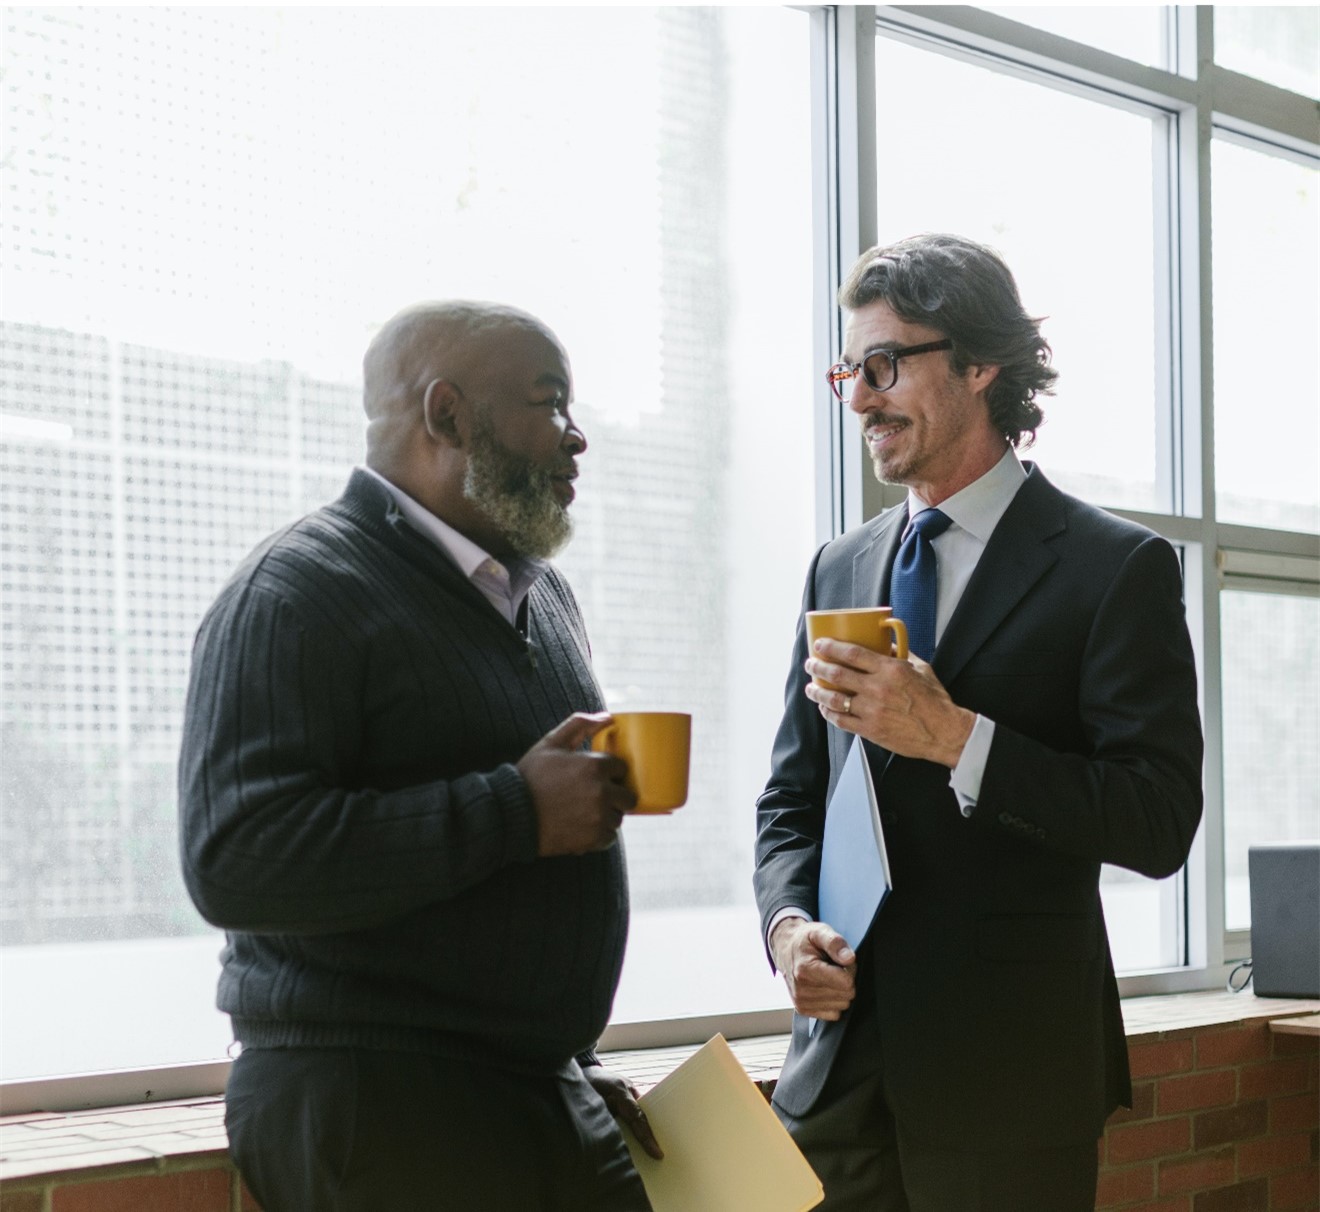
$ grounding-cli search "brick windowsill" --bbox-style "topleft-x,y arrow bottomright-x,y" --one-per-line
2,991 -> 1317,1207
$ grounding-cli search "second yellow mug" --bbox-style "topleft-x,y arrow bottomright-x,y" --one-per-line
805,607 -> 909,691
590,711 -> 692,814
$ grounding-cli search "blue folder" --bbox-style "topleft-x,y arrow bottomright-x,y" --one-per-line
818,736 -> 891,952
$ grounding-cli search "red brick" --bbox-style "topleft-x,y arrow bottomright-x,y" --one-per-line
1126,1199 -> 1192,1212
1269,1164 -> 1320,1211
1192,1177 -> 1268,1211
1196,1026 -> 1272,1069
1160,1147 -> 1236,1194
1111,1082 -> 1160,1124
1097,1161 -> 1156,1206
1237,1131 -> 1314,1177
1272,1033 -> 1320,1060
1240,1058 -> 1317,1101
52,1169 -> 231,1212
1160,1071 -> 1239,1114
0,1188 -> 48,1212
1132,1039 -> 1197,1079
1272,1092 -> 1320,1134
1195,1101 -> 1269,1150
1109,1115 -> 1193,1164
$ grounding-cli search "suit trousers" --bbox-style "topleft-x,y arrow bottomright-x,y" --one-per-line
225,1046 -> 653,1212
773,984 -> 1099,1212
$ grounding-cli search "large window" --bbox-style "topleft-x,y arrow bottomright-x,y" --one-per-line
870,25 -> 1180,970
1219,587 -> 1320,930
1211,136 -> 1319,534
2,5 -> 1318,1104
861,5 -> 1319,987
1,6 -> 813,1082
872,33 -> 1165,516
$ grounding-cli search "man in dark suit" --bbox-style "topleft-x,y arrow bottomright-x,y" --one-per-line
754,234 -> 1203,1211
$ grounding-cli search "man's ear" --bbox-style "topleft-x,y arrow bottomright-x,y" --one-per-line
422,378 -> 465,447
968,361 -> 1000,398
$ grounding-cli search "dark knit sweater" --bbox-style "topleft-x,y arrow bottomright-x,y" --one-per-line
178,470 -> 628,1074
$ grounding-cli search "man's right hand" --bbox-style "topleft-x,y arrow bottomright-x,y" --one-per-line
518,713 -> 637,857
770,917 -> 857,1021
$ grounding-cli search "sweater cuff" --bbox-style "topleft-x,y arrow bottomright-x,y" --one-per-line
487,762 -> 539,863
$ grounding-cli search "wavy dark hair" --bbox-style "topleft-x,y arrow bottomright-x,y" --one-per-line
839,234 -> 1056,447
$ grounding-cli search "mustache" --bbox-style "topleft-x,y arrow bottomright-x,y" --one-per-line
522,463 -> 576,491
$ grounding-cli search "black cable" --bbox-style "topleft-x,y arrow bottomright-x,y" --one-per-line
1227,959 -> 1254,993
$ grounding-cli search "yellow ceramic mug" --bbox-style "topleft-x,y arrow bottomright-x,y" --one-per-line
590,711 -> 692,814
804,607 -> 909,691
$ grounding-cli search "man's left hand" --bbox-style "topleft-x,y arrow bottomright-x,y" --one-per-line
804,638 -> 975,768
581,1064 -> 664,1160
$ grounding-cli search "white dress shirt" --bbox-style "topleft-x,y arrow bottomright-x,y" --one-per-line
914,446 -> 1026,813
359,466 -> 546,626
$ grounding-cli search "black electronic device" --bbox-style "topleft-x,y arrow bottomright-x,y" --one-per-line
1248,842 -> 1320,999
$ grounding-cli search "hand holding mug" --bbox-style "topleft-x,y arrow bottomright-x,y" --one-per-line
519,713 -> 635,856
590,712 -> 692,814
804,608 -> 908,693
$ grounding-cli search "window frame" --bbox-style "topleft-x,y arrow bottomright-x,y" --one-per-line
3,3 -> 1318,1117
855,5 -> 1320,1000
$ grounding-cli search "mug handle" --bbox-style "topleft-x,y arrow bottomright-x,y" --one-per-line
592,723 -> 619,754
879,617 -> 909,660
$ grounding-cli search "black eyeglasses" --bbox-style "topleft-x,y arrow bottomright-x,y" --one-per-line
825,339 -> 953,402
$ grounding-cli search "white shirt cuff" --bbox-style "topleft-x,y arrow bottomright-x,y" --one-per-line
950,714 -> 995,818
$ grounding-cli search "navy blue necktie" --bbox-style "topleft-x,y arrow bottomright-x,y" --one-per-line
889,508 -> 952,661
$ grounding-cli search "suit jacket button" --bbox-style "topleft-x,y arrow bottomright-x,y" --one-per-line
998,812 -> 1012,825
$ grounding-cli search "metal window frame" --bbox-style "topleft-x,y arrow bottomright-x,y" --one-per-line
852,5 -> 1320,1000
811,4 -> 880,543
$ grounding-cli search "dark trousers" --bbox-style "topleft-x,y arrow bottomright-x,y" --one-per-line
225,1046 -> 653,1212
773,993 -> 1099,1212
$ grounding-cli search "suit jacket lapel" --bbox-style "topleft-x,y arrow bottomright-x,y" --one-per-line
932,465 -> 1066,687
850,505 -> 906,780
853,504 -> 907,608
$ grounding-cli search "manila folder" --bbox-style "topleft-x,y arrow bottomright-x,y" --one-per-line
622,1034 -> 823,1212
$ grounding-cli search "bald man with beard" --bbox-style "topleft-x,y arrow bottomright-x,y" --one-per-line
179,302 -> 660,1211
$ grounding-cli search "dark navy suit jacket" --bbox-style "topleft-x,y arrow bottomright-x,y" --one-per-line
753,464 -> 1203,1150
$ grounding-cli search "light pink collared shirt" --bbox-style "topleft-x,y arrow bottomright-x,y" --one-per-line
360,466 -> 546,627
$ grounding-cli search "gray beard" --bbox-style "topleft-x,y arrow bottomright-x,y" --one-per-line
462,425 -> 573,560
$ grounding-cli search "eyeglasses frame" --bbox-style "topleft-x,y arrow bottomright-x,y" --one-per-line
825,338 -> 955,402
